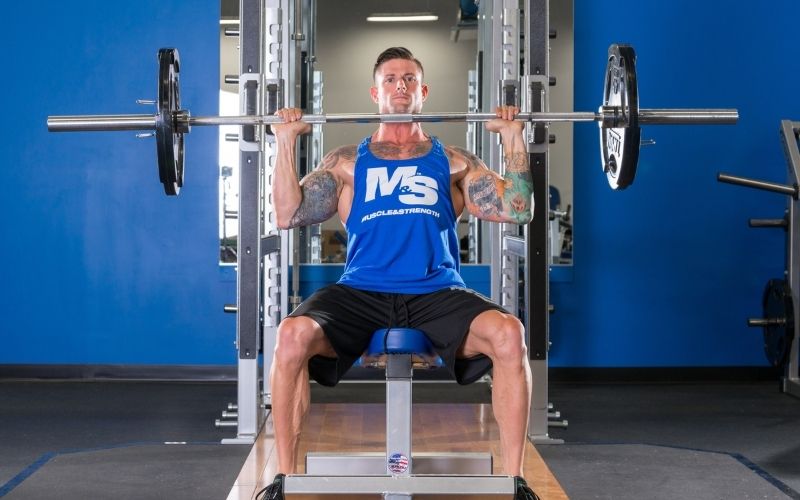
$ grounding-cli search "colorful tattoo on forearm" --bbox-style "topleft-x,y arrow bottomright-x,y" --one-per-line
502,152 -> 533,222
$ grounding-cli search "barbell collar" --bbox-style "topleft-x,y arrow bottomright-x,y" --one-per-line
599,105 -> 624,128
175,109 -> 191,134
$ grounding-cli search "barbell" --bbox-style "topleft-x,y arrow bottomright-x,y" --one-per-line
47,44 -> 738,195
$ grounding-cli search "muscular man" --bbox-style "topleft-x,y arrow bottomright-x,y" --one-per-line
259,47 -> 538,500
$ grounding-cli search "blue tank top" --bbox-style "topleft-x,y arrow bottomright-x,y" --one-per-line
337,136 -> 465,293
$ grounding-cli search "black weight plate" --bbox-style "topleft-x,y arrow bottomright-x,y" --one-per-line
600,44 -> 640,190
156,48 -> 184,196
762,278 -> 794,368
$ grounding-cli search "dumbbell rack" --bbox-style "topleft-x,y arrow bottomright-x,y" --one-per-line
717,120 -> 800,398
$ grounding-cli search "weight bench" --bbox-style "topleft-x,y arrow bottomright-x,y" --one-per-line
283,327 -> 515,499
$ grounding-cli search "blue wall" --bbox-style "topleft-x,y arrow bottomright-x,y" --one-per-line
548,0 -> 800,367
1,1 -> 797,368
0,0 -> 235,364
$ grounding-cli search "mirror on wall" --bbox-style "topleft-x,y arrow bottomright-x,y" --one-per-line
218,0 -> 573,266
547,0 -> 574,265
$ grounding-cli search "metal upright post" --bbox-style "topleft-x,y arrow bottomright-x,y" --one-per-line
225,0 -> 266,444
221,0 -> 293,444
524,0 -> 563,444
478,0 -> 560,443
466,69 -> 480,264
481,0 -> 520,309
259,0 -> 289,417
498,0 -> 521,316
285,0 -> 304,315
480,0 -> 504,302
780,120 -> 800,398
261,0 -> 310,411
309,69 -> 324,263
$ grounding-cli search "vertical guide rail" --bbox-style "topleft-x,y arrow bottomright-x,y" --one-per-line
499,0 -> 521,316
225,0 -> 265,444
466,69 -> 479,264
524,0 -> 562,444
483,0 -> 504,304
259,0 -> 288,422
309,69 -> 324,263
305,0 -> 322,264
781,120 -> 800,398
287,0 -> 304,314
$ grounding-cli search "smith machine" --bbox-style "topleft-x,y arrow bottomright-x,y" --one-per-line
719,121 -> 800,399
48,0 -> 738,444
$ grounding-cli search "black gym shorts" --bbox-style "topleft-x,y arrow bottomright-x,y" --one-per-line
288,284 -> 507,387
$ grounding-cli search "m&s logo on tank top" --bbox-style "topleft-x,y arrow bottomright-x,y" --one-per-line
365,166 -> 438,206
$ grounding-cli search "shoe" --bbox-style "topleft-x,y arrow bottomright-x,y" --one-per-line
255,473 -> 285,500
514,476 -> 541,500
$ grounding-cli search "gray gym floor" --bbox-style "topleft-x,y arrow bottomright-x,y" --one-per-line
0,378 -> 798,499
0,381 -> 250,499
541,381 -> 800,499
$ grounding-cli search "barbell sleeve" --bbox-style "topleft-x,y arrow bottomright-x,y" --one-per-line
748,318 -> 786,327
637,109 -> 738,125
47,114 -> 157,132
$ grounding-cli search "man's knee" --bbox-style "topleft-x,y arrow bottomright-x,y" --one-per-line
275,316 -> 322,367
490,315 -> 528,365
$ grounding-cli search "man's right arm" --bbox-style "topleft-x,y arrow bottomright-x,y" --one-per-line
271,109 -> 347,229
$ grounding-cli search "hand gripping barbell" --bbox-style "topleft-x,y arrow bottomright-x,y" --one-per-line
47,44 -> 739,195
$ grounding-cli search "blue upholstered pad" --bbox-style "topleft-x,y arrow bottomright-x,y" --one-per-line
363,328 -> 442,366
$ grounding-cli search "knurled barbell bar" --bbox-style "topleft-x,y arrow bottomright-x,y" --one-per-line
47,109 -> 737,129
47,44 -> 739,196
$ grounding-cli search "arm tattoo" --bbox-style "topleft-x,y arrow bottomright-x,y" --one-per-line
287,145 -> 352,227
320,145 -> 356,170
289,170 -> 340,227
502,169 -> 533,222
467,174 -> 504,218
452,146 -> 483,169
504,152 -> 529,173
500,150 -> 533,223
459,147 -> 533,224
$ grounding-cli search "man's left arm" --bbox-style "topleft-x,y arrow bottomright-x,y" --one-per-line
459,108 -> 533,224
